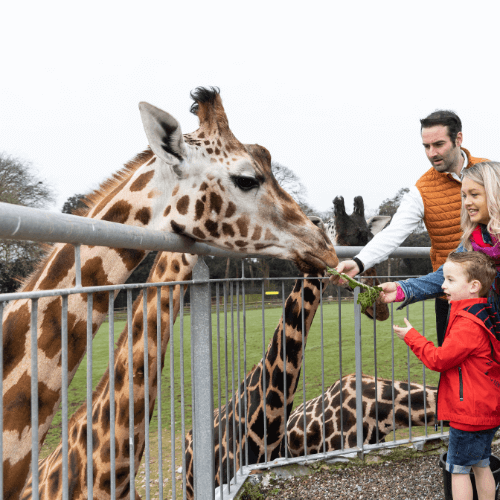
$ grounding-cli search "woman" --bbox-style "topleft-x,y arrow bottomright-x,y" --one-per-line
380,161 -> 500,313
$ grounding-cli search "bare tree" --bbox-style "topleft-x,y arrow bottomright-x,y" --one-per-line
0,153 -> 55,293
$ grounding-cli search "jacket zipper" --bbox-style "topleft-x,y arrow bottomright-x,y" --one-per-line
458,366 -> 463,401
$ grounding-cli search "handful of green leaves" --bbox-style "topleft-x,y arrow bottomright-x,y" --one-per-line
326,267 -> 383,314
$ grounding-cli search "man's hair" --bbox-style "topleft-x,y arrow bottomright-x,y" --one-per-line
446,251 -> 497,297
420,110 -> 462,144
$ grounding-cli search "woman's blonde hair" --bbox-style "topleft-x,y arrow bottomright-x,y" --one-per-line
461,161 -> 500,250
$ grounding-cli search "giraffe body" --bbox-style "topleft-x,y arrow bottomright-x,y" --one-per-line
3,87 -> 337,499
286,373 -> 437,456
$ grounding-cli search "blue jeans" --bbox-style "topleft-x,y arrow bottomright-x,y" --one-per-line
446,426 -> 500,474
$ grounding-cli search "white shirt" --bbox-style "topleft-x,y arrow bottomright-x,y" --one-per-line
356,150 -> 468,270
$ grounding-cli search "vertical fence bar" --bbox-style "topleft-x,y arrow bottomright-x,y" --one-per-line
169,287 -> 176,498
354,288 -> 364,455
236,281 -> 243,476
301,280 -> 307,458
281,280 -> 288,460
230,282 -> 237,481
320,280 -> 326,455
180,284 -> 187,500
242,279 -> 248,468
86,294 -> 93,498
157,287 -> 164,500
261,281 -> 268,464
0,302 -> 3,496
31,298 -> 39,500
216,284 -> 223,500
373,301 -> 379,444
391,303 -> 396,441
223,282 -> 230,489
143,289 -> 150,500
191,258 -> 214,500
406,304 -> 412,441
109,291 -> 116,498
422,301 -> 428,437
61,295 -> 69,500
127,289 -> 135,495
338,287 -> 344,450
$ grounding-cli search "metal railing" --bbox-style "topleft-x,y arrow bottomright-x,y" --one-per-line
0,202 -> 436,500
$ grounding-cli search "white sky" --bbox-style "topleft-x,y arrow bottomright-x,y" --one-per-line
1,0 -> 500,217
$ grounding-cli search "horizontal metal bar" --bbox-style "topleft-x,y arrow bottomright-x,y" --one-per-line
0,202 -> 255,258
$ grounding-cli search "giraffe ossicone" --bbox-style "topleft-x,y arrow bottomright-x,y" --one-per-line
2,86 -> 338,500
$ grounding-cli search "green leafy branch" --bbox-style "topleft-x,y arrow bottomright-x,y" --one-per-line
326,267 -> 382,314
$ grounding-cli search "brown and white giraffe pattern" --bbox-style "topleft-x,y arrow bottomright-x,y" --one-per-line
2,87 -> 338,500
286,373 -> 437,456
184,274 -> 324,499
22,251 -> 197,500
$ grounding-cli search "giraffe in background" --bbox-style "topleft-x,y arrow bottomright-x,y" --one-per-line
286,374 -> 437,455
2,87 -> 338,499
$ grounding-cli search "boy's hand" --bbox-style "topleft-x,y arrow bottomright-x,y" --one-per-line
379,282 -> 398,303
393,318 -> 413,340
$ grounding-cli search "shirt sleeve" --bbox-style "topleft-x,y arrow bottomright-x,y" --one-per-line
404,316 -> 479,372
355,186 -> 424,270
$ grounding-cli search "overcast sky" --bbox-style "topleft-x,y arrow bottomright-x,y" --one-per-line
1,1 -> 499,219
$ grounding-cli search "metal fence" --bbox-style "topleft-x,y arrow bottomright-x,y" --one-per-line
0,202 -> 439,500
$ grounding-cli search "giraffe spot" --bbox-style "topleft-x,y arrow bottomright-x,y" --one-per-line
134,207 -> 152,225
2,303 -> 30,379
217,179 -> 226,191
164,205 -> 171,217
204,219 -> 219,237
130,170 -> 155,192
91,178 -> 129,217
198,131 -> 205,138
147,189 -> 158,198
264,228 -> 279,241
147,157 -> 156,166
3,453 -> 32,500
215,148 -> 220,155
193,227 -> 206,239
81,256 -> 112,313
210,191 -> 223,214
39,244 -> 75,290
199,182 -> 209,191
114,363 -> 126,393
176,195 -> 190,215
171,220 -> 186,234
235,240 -> 247,247
182,254 -> 189,266
236,216 -> 249,237
49,468 -> 61,496
225,201 -> 236,218
222,223 -> 235,237
194,200 -> 205,221
102,200 -> 132,224
219,158 -> 223,163
217,139 -> 222,147
204,140 -> 210,145
224,241 -> 234,249
211,158 -> 217,163
114,248 -> 146,271
251,225 -> 262,241
171,259 -> 180,274
254,243 -> 273,250
38,298 -> 63,359
207,148 -> 213,154
156,256 -> 167,277
172,185 -> 180,196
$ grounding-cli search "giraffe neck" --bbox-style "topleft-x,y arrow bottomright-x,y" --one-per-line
22,252 -> 197,499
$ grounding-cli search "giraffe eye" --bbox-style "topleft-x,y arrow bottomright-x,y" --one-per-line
231,175 -> 260,192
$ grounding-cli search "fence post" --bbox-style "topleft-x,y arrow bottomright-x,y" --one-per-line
191,257 -> 215,500
354,287 -> 364,459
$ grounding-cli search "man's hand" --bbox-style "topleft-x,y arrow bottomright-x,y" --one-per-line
328,260 -> 360,285
379,282 -> 399,303
393,317 -> 413,340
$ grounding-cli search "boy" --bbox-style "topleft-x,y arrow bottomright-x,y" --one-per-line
393,251 -> 500,500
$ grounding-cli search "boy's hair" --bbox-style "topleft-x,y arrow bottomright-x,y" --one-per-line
446,251 -> 497,297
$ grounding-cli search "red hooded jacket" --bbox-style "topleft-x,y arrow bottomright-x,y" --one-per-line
404,298 -> 500,428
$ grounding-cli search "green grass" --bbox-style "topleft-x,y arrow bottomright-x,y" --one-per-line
41,298 -> 440,457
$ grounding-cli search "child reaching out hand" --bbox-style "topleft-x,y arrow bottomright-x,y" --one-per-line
393,251 -> 500,500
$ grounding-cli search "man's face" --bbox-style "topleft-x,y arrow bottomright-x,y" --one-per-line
421,125 -> 462,173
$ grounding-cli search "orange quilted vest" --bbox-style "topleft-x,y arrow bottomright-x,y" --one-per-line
416,148 -> 488,271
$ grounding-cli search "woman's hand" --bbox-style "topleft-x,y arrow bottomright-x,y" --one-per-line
393,318 -> 413,340
379,282 -> 399,303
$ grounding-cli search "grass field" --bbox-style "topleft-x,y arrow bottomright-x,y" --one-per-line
39,296 -> 441,498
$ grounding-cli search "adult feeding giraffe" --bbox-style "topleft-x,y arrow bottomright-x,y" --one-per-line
2,87 -> 338,499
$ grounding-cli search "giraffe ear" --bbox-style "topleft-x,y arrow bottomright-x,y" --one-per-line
366,216 -> 391,235
139,102 -> 187,171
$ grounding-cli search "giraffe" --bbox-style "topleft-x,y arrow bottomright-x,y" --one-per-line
326,195 -> 392,321
22,251 -> 197,499
286,373 -> 437,456
184,272 -> 325,499
2,87 -> 338,499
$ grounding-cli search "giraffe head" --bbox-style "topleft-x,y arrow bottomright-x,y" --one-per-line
139,87 -> 337,272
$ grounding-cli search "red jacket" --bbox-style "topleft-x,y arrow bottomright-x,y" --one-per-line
404,298 -> 500,427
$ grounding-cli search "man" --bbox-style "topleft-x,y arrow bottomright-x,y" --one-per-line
335,110 -> 488,346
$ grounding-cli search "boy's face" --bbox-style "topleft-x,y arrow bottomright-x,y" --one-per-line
442,261 -> 480,301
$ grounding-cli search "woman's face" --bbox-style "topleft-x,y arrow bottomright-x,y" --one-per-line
462,178 -> 489,225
